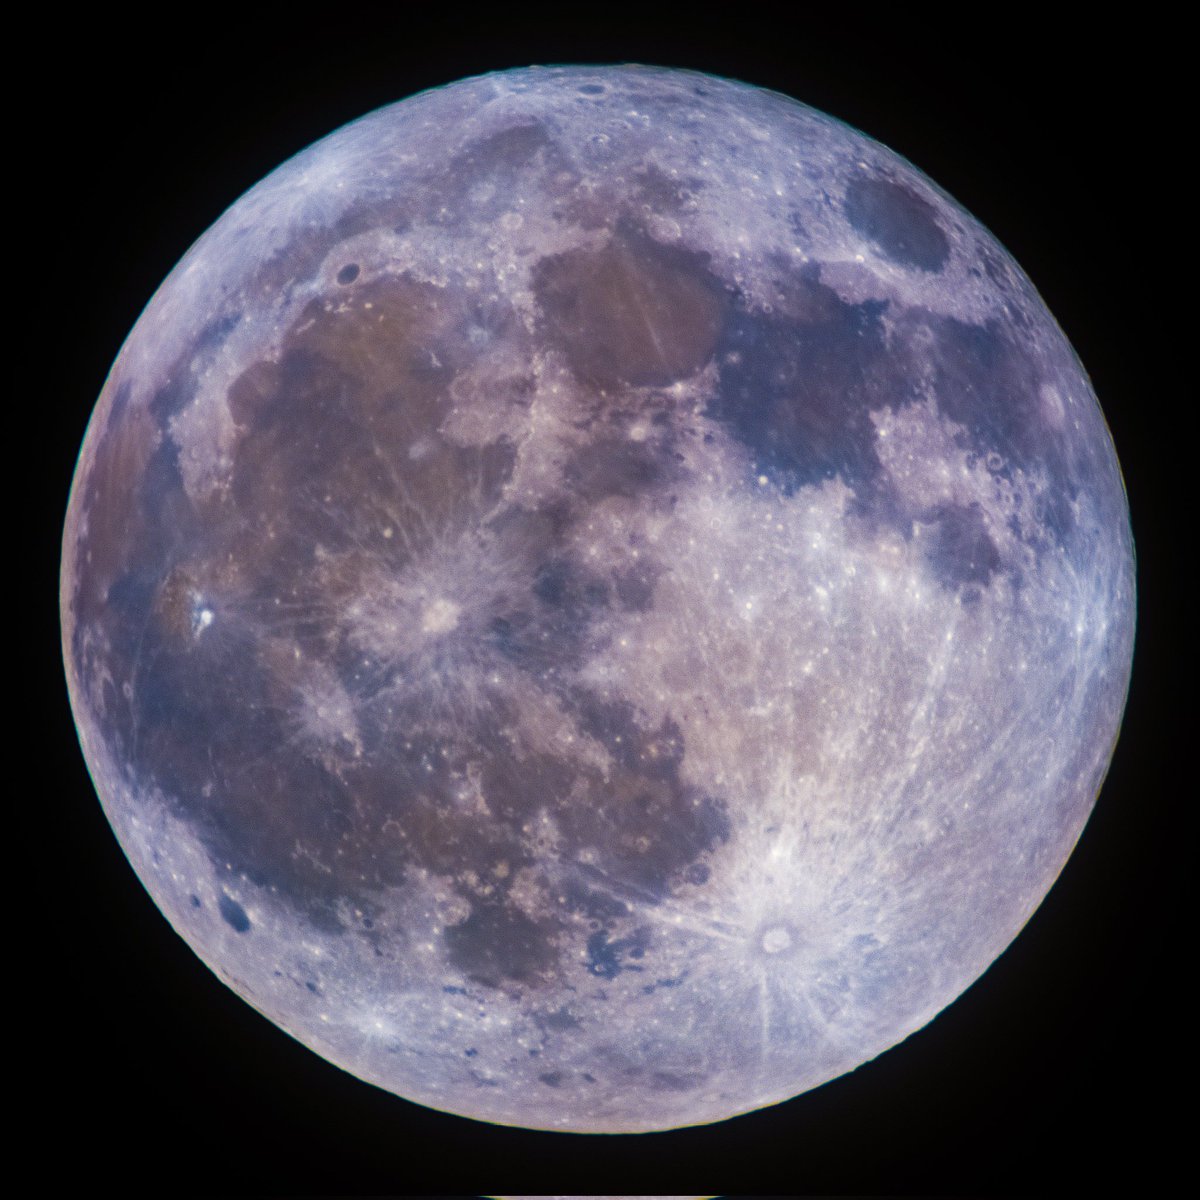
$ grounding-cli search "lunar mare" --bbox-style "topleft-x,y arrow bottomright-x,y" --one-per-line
61,65 -> 1134,1132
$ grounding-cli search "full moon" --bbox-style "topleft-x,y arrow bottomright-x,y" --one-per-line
61,65 -> 1135,1133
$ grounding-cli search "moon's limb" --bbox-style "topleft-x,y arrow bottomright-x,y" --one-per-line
61,65 -> 1134,1132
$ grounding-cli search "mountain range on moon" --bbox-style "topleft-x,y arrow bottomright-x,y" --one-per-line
61,64 -> 1134,1133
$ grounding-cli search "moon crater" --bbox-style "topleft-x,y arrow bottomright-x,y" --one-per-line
758,923 -> 796,956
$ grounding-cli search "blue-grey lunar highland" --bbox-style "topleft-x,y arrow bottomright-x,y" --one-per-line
61,65 -> 1134,1131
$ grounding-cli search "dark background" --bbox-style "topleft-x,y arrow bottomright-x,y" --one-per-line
31,7 -> 1179,1196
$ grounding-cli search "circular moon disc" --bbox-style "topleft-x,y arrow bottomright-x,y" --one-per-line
61,65 -> 1135,1133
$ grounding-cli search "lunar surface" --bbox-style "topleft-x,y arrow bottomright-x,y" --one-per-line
61,65 -> 1135,1132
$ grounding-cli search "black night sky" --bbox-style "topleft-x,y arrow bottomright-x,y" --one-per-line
28,8 -> 1181,1197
